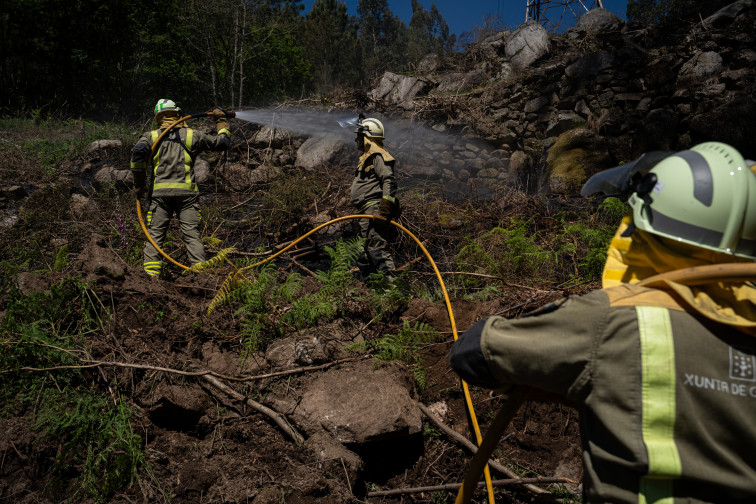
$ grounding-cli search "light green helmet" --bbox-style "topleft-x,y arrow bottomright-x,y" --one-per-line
154,99 -> 182,120
628,142 -> 756,259
355,117 -> 385,139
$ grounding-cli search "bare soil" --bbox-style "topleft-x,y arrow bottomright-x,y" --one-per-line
1,228 -> 588,503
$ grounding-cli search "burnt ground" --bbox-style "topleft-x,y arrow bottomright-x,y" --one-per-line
0,121 -> 602,504
0,196 -> 591,504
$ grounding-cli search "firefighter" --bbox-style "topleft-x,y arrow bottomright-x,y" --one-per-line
350,116 -> 401,281
450,142 -> 756,503
130,99 -> 230,277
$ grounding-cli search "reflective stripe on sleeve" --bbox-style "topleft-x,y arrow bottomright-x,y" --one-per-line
637,305 -> 682,504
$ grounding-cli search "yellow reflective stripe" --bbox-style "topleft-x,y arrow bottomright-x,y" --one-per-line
218,128 -> 230,136
382,195 -> 396,203
637,306 -> 682,504
152,182 -> 199,191
151,130 -> 160,174
184,129 -> 193,183
131,161 -> 146,170
360,200 -> 380,211
143,261 -> 162,275
146,210 -> 153,226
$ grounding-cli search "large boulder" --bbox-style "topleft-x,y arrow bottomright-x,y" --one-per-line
293,360 -> 422,444
504,21 -> 551,70
295,136 -> 352,171
369,72 -> 428,108
547,129 -> 612,195
573,8 -> 623,35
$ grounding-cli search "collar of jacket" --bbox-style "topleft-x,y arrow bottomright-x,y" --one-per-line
157,116 -> 189,129
603,216 -> 756,328
357,137 -> 395,171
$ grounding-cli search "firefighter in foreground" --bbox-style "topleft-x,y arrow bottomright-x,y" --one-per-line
450,142 -> 756,503
350,116 -> 401,281
130,99 -> 230,277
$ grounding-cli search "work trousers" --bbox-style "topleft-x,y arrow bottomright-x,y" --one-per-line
143,194 -> 205,276
356,204 -> 396,277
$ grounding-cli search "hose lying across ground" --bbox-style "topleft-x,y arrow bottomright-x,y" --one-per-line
135,204 -> 499,503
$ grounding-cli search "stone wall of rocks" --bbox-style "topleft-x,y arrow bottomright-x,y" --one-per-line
362,1 -> 755,195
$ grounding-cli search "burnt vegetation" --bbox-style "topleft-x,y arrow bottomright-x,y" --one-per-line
2,0 -> 755,503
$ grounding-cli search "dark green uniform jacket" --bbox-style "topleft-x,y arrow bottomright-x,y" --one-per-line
450,284 -> 756,503
131,125 -> 230,197
350,152 -> 397,211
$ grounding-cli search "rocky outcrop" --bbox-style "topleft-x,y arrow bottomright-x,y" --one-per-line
361,2 -> 756,196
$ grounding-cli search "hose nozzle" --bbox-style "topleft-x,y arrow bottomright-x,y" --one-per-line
223,109 -> 236,118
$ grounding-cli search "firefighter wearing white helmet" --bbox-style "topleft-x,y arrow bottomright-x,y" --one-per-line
349,116 -> 401,281
450,142 -> 756,503
130,99 -> 231,278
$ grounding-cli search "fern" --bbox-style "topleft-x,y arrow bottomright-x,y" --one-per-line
187,247 -> 236,273
53,244 -> 69,272
349,321 -> 443,390
283,238 -> 363,329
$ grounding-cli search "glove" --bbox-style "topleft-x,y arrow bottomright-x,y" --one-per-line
373,197 -> 393,228
449,318 -> 501,389
133,170 -> 147,198
379,197 -> 394,219
211,108 -> 230,132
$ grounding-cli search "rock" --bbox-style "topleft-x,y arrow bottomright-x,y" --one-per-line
93,165 -> 133,185
16,272 -> 55,296
547,129 -> 611,195
295,360 -> 422,444
436,72 -> 467,93
251,125 -> 295,149
573,8 -> 623,35
565,50 -> 615,78
295,136 -> 351,171
545,111 -> 585,138
678,51 -> 723,82
701,0 -> 753,28
73,233 -> 127,281
416,53 -> 441,74
369,72 -> 427,108
83,139 -> 122,160
505,21 -> 551,70
305,432 -> 364,484
223,163 -> 281,191
70,193 -> 98,220
642,108 -> 679,150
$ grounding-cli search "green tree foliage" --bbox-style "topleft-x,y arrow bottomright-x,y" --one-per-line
301,0 -> 362,90
357,0 -> 409,77
1,0 -> 456,118
407,1 -> 455,66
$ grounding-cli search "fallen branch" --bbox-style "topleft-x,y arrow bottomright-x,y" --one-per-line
5,341 -> 365,382
418,403 -> 550,495
201,374 -> 304,444
367,476 -> 576,497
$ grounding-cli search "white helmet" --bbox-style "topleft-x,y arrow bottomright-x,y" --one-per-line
355,117 -> 385,139
154,99 -> 182,120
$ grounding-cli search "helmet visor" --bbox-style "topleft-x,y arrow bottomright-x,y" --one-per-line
581,151 -> 673,198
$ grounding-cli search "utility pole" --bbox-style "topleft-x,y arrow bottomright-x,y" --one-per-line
525,0 -> 604,32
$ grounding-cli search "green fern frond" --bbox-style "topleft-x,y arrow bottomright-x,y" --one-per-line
187,247 -> 236,273
53,244 -> 69,272
207,272 -> 237,314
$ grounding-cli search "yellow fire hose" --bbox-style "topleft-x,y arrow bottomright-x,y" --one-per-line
453,261 -> 756,504
136,117 -> 756,502
135,123 -> 498,501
